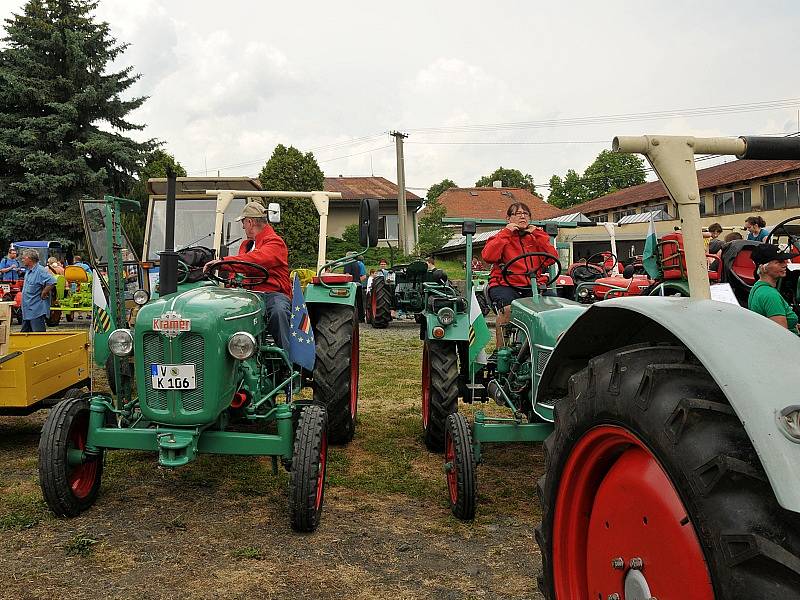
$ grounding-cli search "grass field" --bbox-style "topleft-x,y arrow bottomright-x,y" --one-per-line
0,323 -> 545,600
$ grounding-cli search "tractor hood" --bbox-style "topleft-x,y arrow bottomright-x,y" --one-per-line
138,285 -> 262,329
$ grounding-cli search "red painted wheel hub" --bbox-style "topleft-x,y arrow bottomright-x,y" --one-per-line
552,425 -> 714,599
421,347 -> 430,429
350,325 -> 359,419
315,431 -> 328,511
445,430 -> 457,504
67,412 -> 98,499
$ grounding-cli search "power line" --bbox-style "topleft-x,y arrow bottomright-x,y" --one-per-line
317,144 -> 392,164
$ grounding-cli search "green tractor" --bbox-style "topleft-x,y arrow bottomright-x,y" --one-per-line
366,259 -> 448,328
425,136 -> 800,599
38,175 -> 375,532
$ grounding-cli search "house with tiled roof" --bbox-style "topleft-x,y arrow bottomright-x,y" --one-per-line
323,176 -> 422,249
552,158 -> 800,262
426,186 -> 561,232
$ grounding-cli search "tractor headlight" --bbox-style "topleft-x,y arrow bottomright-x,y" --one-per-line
133,289 -> 150,305
227,332 -> 256,360
578,288 -> 589,298
437,307 -> 455,326
108,329 -> 134,357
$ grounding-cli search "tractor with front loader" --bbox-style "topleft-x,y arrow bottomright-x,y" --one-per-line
38,174 -> 374,532
423,135 -> 800,599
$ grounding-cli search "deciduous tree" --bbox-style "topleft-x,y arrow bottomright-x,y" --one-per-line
475,167 -> 536,195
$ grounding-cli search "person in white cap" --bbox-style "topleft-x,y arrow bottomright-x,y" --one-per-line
204,201 -> 292,349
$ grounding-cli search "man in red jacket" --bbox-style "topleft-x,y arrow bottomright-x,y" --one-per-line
482,202 -> 557,347
204,202 -> 292,350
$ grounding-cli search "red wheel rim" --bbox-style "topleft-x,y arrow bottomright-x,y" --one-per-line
421,346 -> 430,429
67,411 -> 98,499
314,431 -> 328,510
552,425 -> 714,599
350,324 -> 358,419
444,429 -> 457,504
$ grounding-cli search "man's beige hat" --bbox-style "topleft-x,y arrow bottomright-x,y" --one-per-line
235,202 -> 267,221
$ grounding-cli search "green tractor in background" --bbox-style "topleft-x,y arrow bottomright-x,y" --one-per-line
424,136 -> 800,599
38,174 -> 375,532
366,259 -> 449,328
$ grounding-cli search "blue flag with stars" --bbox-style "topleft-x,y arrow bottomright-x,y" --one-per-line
289,274 -> 316,371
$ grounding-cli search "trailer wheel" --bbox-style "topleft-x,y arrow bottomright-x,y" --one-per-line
536,343 -> 800,600
444,413 -> 476,520
289,404 -> 328,532
66,312 -> 74,322
421,340 -> 459,452
370,275 -> 392,329
313,306 -> 358,444
38,397 -> 104,517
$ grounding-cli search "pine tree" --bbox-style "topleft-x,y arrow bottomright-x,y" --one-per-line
0,0 -> 155,248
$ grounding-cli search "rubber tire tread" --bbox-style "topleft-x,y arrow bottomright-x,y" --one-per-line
446,413 -> 477,520
289,404 -> 328,532
370,275 -> 392,329
38,397 -> 103,517
313,306 -> 358,444
423,340 -> 459,452
535,343 -> 800,599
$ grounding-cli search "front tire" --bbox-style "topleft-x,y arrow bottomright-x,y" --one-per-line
536,343 -> 800,599
421,340 -> 459,452
289,404 -> 328,532
444,413 -> 476,520
39,397 -> 104,517
370,275 -> 392,329
313,306 -> 358,444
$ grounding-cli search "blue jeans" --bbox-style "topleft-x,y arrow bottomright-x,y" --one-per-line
21,315 -> 47,332
260,292 -> 291,351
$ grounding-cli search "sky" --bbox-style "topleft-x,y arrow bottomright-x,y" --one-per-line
2,0 -> 800,199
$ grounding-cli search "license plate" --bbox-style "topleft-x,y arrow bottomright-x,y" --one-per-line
150,364 -> 196,390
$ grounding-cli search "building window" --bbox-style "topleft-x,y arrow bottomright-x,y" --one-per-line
378,214 -> 399,240
612,209 -> 636,222
589,214 -> 607,223
713,188 -> 751,215
762,179 -> 800,210
649,203 -> 670,216
699,197 -> 707,217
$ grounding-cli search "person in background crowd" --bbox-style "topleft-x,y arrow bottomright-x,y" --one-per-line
745,216 -> 769,242
748,244 -> 799,335
424,255 -> 448,284
47,256 -> 65,276
377,258 -> 390,278
72,255 -> 92,274
482,202 -> 557,347
0,246 -> 21,282
707,223 -> 724,254
724,231 -> 743,242
19,249 -> 56,332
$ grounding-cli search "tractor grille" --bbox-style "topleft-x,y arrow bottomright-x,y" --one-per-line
141,332 -> 205,413
535,349 -> 552,376
143,332 -> 167,410
179,333 -> 205,412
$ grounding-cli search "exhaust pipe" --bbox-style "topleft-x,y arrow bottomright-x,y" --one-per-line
158,168 -> 179,296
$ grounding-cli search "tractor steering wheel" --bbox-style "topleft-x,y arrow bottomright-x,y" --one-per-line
765,216 -> 800,256
587,251 -> 617,272
206,260 -> 270,288
501,252 -> 562,292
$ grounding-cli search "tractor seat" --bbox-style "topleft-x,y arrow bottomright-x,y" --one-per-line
729,248 -> 757,286
312,273 -> 352,284
65,265 -> 89,283
483,284 -> 497,315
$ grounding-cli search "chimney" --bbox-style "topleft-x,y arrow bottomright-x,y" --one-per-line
492,180 -> 502,188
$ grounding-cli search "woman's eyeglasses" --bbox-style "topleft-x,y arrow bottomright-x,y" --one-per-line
511,211 -> 531,217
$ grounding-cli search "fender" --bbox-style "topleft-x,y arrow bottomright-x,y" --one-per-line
538,296 -> 800,512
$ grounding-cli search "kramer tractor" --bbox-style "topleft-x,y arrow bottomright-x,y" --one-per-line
38,175 -> 373,532
424,136 -> 800,599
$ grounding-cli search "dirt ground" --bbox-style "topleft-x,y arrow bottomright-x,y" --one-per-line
0,322 -> 546,600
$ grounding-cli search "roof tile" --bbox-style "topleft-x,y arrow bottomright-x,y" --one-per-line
323,176 -> 421,202
429,187 -> 562,220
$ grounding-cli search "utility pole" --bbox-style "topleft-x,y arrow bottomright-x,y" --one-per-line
391,131 -> 409,254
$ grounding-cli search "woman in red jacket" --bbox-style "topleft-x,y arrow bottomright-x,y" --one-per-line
482,202 -> 558,347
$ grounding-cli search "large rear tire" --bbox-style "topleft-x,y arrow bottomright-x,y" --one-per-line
313,306 -> 358,444
536,343 -> 800,599
39,397 -> 104,517
370,275 -> 392,329
289,404 -> 328,532
421,340 -> 459,452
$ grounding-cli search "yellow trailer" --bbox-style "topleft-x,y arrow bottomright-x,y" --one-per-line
0,331 -> 90,415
